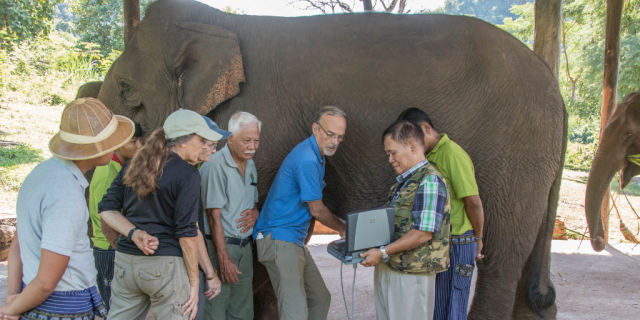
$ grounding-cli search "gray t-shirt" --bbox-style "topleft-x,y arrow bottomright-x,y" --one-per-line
16,156 -> 96,291
200,145 -> 258,238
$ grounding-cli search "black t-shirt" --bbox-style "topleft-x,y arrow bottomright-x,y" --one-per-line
99,152 -> 200,256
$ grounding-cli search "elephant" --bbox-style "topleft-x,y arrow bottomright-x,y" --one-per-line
585,91 -> 640,251
90,0 -> 567,318
75,81 -> 103,99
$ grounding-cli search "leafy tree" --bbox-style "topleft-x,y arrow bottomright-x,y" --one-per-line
72,0 -> 156,55
0,0 -> 62,49
290,0 -> 412,14
54,1 -> 77,34
438,0 -> 534,24
499,0 -> 640,120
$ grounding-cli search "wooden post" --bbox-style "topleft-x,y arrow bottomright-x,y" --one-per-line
123,0 -> 140,47
599,0 -> 625,244
363,0 -> 373,12
533,0 -> 563,78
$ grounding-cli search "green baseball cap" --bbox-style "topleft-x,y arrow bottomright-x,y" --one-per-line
163,109 -> 223,141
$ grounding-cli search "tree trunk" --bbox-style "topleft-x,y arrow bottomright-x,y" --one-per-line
533,0 -> 563,78
363,0 -> 373,12
598,0 -> 625,244
123,0 -> 140,47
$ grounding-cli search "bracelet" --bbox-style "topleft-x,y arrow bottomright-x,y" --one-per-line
475,236 -> 483,241
127,227 -> 139,242
205,270 -> 218,281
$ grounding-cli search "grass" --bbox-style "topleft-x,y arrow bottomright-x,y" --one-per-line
0,102 -> 62,215
0,144 -> 44,190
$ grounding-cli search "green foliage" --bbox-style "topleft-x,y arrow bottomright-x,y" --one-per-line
0,31 -> 120,105
564,141 -> 597,171
567,116 -> 599,144
0,144 -> 44,191
0,0 -> 62,50
71,0 -> 156,55
439,0 -> 534,24
498,0 -> 640,121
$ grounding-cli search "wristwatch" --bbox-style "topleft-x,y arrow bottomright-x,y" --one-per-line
127,227 -> 139,242
380,246 -> 390,263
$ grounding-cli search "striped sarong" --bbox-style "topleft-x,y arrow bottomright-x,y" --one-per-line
20,283 -> 107,320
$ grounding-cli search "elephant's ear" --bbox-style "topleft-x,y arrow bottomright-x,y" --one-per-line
171,21 -> 245,115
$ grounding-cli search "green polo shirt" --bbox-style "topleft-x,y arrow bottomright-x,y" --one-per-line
200,145 -> 259,238
89,158 -> 122,250
426,134 -> 478,235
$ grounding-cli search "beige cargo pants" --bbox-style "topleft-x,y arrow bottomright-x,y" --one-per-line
374,262 -> 436,320
108,252 -> 192,320
257,234 -> 331,320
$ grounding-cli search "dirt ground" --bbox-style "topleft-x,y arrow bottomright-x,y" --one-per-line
0,237 -> 638,319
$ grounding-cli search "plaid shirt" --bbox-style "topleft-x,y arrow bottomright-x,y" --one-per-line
390,159 -> 447,235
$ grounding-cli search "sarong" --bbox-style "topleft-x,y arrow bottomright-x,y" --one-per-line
20,283 -> 107,320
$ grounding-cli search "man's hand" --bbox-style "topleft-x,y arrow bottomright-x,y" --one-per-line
181,284 -> 199,320
359,248 -> 383,267
0,306 -> 20,320
204,274 -> 222,300
219,254 -> 242,283
476,239 -> 485,260
338,218 -> 346,238
236,208 -> 259,233
4,294 -> 19,306
132,230 -> 159,255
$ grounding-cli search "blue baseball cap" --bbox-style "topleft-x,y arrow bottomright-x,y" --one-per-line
202,116 -> 231,140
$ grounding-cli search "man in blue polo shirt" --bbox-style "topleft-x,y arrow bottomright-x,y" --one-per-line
254,106 -> 347,320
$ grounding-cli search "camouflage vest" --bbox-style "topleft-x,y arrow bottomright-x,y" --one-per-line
385,163 -> 451,275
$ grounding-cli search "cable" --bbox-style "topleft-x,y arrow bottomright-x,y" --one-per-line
341,262 -> 358,320
341,263 -> 350,320
352,263 -> 357,319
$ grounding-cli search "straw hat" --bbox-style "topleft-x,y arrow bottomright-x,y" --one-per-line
49,98 -> 135,160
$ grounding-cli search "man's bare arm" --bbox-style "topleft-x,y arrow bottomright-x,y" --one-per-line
463,195 -> 485,260
101,218 -> 119,248
307,200 -> 346,237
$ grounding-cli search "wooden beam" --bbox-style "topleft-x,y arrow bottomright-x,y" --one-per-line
123,0 -> 140,47
533,0 -> 563,78
363,0 -> 373,12
599,0 -> 625,244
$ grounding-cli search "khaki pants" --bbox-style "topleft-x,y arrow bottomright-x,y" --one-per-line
108,252 -> 191,320
374,262 -> 436,320
257,234 -> 331,320
204,239 -> 254,320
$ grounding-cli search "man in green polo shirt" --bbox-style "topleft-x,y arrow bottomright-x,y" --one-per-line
89,122 -> 142,315
397,108 -> 485,320
200,111 -> 261,320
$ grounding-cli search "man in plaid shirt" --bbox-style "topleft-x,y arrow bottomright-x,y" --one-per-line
360,121 -> 450,320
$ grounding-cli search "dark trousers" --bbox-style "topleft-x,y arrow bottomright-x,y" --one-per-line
93,247 -> 116,316
434,230 -> 477,320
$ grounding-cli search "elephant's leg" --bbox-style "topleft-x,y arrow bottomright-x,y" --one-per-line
468,173 -> 554,319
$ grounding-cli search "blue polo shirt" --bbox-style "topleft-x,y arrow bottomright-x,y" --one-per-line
253,136 -> 325,247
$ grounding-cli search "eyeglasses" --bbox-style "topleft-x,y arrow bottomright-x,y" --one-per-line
205,141 -> 217,149
316,122 -> 345,142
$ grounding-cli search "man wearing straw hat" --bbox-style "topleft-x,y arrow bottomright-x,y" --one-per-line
0,98 -> 150,320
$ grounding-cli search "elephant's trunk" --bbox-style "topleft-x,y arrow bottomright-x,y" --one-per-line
584,132 -> 626,252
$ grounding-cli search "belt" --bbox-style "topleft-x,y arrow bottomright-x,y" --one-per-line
450,234 -> 477,245
204,235 -> 252,247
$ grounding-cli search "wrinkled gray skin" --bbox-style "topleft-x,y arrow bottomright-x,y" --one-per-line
75,81 -> 103,99
585,91 -> 640,252
89,0 -> 567,318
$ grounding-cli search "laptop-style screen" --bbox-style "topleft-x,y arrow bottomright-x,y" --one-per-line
345,207 -> 395,253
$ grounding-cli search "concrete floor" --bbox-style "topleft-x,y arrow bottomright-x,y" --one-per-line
1,238 -> 639,319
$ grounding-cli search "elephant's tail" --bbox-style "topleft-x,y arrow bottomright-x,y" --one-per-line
526,108 -> 567,318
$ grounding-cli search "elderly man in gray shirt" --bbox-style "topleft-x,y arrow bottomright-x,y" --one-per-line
200,111 -> 261,320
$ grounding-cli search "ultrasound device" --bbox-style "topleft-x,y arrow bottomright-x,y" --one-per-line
327,206 -> 395,264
